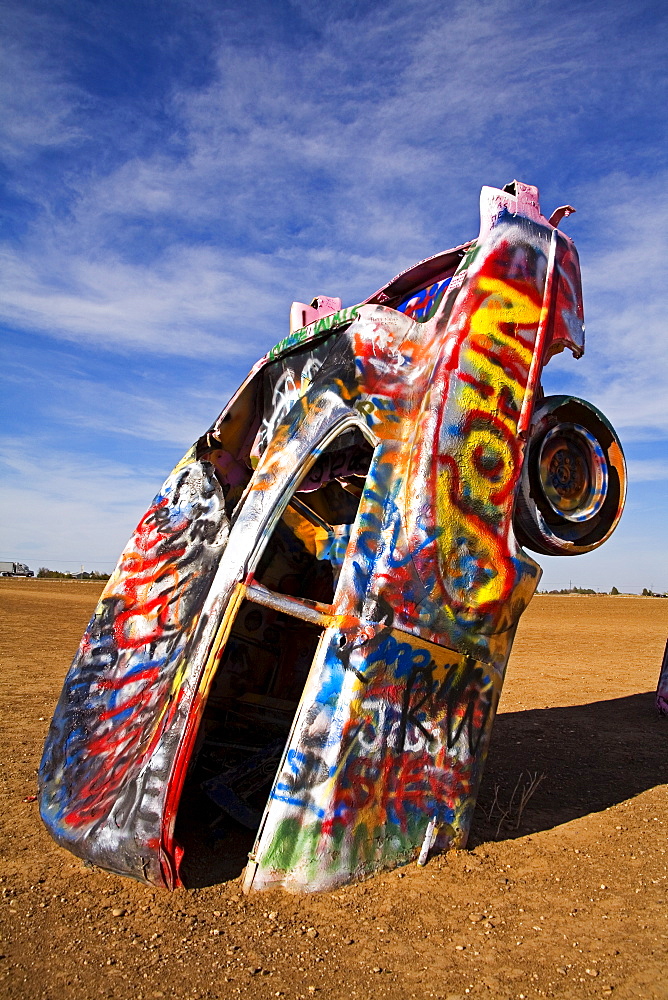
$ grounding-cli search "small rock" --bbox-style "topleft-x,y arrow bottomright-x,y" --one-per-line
210,928 -> 220,936
372,967 -> 382,973
110,907 -> 125,917
586,968 -> 599,977
306,927 -> 318,939
556,967 -> 568,975
468,913 -> 484,922
268,911 -> 278,920
455,945 -> 465,951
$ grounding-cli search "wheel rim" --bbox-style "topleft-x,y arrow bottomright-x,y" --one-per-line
537,423 -> 608,523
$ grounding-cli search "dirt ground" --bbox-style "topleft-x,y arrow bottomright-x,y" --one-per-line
1,580 -> 667,1000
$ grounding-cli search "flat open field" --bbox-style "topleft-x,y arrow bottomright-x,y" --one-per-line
2,580 -> 667,1000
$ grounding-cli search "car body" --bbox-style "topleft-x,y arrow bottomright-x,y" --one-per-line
39,181 -> 626,892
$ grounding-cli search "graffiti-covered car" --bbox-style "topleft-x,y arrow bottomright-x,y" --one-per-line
39,180 -> 626,892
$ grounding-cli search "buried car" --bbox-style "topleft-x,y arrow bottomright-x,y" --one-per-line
39,180 -> 626,892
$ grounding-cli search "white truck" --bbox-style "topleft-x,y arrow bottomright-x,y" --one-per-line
0,561 -> 34,577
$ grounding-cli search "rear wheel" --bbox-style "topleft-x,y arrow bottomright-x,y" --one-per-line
514,395 -> 626,556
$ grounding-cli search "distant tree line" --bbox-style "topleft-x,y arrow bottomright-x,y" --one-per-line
542,586 -> 600,595
37,568 -> 110,580
538,585 -> 667,597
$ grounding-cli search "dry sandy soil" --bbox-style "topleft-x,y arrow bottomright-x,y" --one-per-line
1,580 -> 667,1000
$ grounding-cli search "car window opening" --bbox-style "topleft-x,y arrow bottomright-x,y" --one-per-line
175,426 -> 373,886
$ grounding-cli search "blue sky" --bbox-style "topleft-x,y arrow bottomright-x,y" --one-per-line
1,0 -> 666,592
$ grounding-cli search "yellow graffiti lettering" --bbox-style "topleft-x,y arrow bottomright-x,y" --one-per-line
459,429 -> 515,509
471,277 -> 541,345
460,345 -> 526,414
436,464 -> 511,608
433,276 -> 542,610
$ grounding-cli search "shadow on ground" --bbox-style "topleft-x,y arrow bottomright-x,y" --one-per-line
472,690 -> 668,844
177,691 -> 667,886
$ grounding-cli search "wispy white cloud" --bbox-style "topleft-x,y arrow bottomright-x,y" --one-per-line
0,244 -> 274,357
0,35 -> 83,162
3,0 -> 666,358
0,437 -> 160,570
543,170 -> 668,437
48,376 -> 233,449
625,458 -> 668,482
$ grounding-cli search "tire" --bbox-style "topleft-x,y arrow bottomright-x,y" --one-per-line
514,395 -> 626,556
